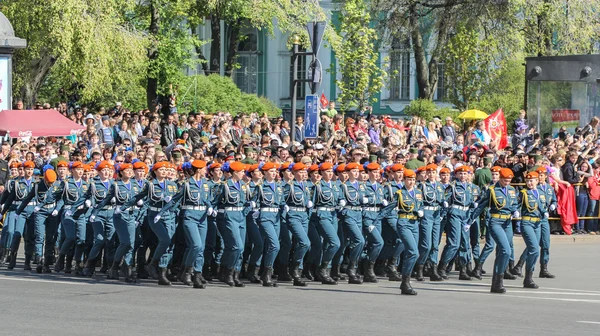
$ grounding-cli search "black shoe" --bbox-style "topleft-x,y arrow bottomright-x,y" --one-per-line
24,254 -> 32,271
158,267 -> 172,286
220,268 -> 235,287
331,263 -> 346,281
437,262 -> 449,280
385,258 -> 402,281
54,254 -> 65,273
512,260 -> 524,277
0,248 -> 5,265
179,266 -> 193,286
83,258 -> 96,277
261,267 -> 277,287
277,264 -> 293,282
146,260 -> 159,280
459,264 -> 472,281
64,255 -> 73,274
246,264 -> 262,284
302,263 -> 314,281
346,261 -> 363,284
523,270 -> 539,289
471,262 -> 482,280
36,257 -> 44,274
107,262 -> 120,280
318,262 -> 337,285
363,260 -> 378,283
430,263 -> 444,281
291,263 -> 307,287
124,265 -> 136,283
233,270 -> 245,287
491,273 -> 506,294
415,264 -> 425,281
374,259 -> 386,277
466,262 -> 474,277
539,264 -> 555,278
400,275 -> 417,295
508,260 -> 521,276
33,255 -> 41,265
7,251 -> 16,270
74,261 -> 84,276
504,267 -> 517,280
193,272 -> 206,289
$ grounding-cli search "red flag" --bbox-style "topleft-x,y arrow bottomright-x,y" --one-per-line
320,93 -> 329,109
484,108 -> 508,149
556,184 -> 577,235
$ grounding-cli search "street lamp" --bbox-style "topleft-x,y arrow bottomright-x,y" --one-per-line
290,35 -> 300,143
0,11 -> 27,112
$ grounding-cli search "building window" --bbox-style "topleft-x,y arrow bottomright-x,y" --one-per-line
389,38 -> 410,100
435,63 -> 446,101
234,30 -> 258,94
290,48 -> 307,99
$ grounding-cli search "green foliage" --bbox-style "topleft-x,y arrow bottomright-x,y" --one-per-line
334,0 -> 387,111
403,99 -> 457,122
177,75 -> 281,116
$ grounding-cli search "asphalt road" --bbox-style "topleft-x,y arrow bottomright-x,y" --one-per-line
1,237 -> 599,336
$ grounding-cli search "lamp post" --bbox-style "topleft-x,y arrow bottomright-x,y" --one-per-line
0,11 -> 27,112
290,35 -> 300,143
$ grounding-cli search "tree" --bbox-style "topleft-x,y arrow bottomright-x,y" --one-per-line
1,0 -> 148,108
334,0 -> 386,111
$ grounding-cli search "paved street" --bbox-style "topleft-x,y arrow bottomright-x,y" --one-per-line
1,237 -> 599,336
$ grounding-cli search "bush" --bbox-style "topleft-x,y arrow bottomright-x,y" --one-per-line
403,99 -> 457,122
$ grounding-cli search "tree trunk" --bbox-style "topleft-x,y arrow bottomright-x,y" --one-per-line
191,25 -> 209,75
20,51 -> 56,108
209,16 -> 221,75
409,3 -> 430,100
146,0 -> 160,111
426,0 -> 456,101
225,20 -> 242,78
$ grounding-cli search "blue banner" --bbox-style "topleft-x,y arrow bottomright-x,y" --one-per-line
304,95 -> 318,139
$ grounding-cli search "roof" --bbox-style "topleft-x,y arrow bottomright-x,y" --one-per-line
0,109 -> 85,137
0,11 -> 26,48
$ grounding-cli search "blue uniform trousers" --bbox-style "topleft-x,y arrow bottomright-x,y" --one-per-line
520,220 -> 541,272
489,218 -> 513,275
1,209 -> 18,249
246,213 -> 264,268
285,210 -> 310,267
362,210 -> 383,262
341,209 -> 365,264
397,218 -> 419,276
416,209 -> 436,265
470,217 -> 481,260
331,212 -> 346,266
278,211 -> 293,266
258,211 -> 281,268
148,209 -> 177,268
315,209 -> 340,264
11,206 -> 35,255
204,216 -> 223,267
306,213 -> 323,266
114,211 -> 136,266
440,209 -> 467,265
217,210 -> 246,271
181,210 -> 208,272
60,212 -> 87,262
33,210 -> 59,259
89,209 -> 116,262
379,216 -> 402,263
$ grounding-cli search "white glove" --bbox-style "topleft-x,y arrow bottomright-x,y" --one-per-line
443,201 -> 449,208
208,207 -> 214,216
34,206 -> 41,213
307,201 -> 313,209
250,201 -> 257,208
513,211 -> 520,219
463,224 -> 471,232
111,197 -> 116,204
252,210 -> 260,219
163,196 -> 172,203
417,210 -> 424,218
382,199 -> 389,207
89,215 -> 96,223
154,215 -> 161,223
284,205 -> 290,212
85,200 -> 92,208
137,199 -> 144,207
362,197 -> 369,204
65,210 -> 72,217
550,204 -> 556,211
544,212 -> 549,218
211,209 -> 217,217
51,210 -> 58,217
114,207 -> 122,215
135,221 -> 141,227
339,200 -> 347,207
473,202 -> 478,208
368,225 -> 375,233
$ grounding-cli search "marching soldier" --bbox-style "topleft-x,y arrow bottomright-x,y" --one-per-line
245,164 -> 264,284
361,162 -> 385,283
380,164 -> 404,282
472,166 -> 501,279
0,162 -> 22,265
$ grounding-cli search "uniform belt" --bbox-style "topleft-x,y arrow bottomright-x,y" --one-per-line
217,207 -> 244,213
13,201 -> 21,205
363,207 -> 379,212
149,206 -> 162,212
491,213 -> 511,219
42,203 -> 56,209
63,205 -> 84,210
288,206 -> 306,212
316,207 -> 336,212
344,206 -> 363,211
522,216 -> 540,223
260,207 -> 279,213
423,206 -> 439,211
398,214 -> 417,219
100,205 -> 114,210
451,205 -> 469,211
181,205 -> 207,211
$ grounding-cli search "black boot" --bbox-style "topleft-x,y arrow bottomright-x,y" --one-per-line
363,260 -> 378,283
261,267 -> 277,287
466,262 -> 474,277
41,257 -> 52,273
7,250 -> 16,270
246,264 -> 262,284
54,253 -> 65,272
24,254 -> 32,271
220,268 -> 235,287
157,267 -> 171,286
459,263 -> 472,280
146,260 -> 159,280
471,261 -> 483,280
291,263 -> 307,287
193,272 -> 206,289
74,261 -> 85,276
107,261 -> 120,280
278,264 -> 293,282
504,267 -> 517,280
415,264 -> 425,281
430,263 -> 443,281
3,247 -> 11,264
302,263 -> 314,281
437,262 -> 449,280
423,262 -> 432,277
385,258 -> 402,281
539,263 -> 555,278
0,248 -> 5,265
36,257 -> 44,274
318,262 -> 337,285
82,258 -> 96,277
136,262 -> 149,279
33,254 -> 41,265
523,270 -> 539,289
331,263 -> 346,281
374,260 -> 386,277
400,274 -> 417,295
179,266 -> 193,286
99,257 -> 108,274
346,261 -> 363,284
124,265 -> 136,283
512,260 -> 524,277
490,272 -> 506,293
64,255 -> 73,274
233,269 -> 245,287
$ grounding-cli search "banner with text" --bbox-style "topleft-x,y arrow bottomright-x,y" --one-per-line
552,109 -> 580,136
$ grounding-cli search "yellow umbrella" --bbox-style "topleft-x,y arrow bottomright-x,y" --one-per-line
457,109 -> 488,120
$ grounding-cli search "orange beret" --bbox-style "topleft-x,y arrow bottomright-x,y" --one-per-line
416,165 -> 426,173
177,139 -> 186,145
292,162 -> 307,171
404,170 -> 416,178
525,171 -> 539,179
358,164 -> 365,171
9,161 -> 21,169
389,164 -> 404,172
22,161 -> 35,168
261,162 -> 277,171
365,163 -> 381,171
153,161 -> 170,171
425,164 -> 438,171
96,160 -> 113,171
176,164 -> 183,171
70,161 -> 84,169
335,164 -> 346,173
535,166 -> 547,175
309,164 -> 319,172
499,168 -> 514,179
229,161 -> 246,172
191,160 -> 207,169
56,161 -> 69,168
455,165 -> 470,173
83,164 -> 91,172
44,169 -> 57,184
119,163 -> 133,171
133,161 -> 148,171
319,162 -> 334,171
280,163 -> 291,171
209,163 -> 222,170
345,162 -> 360,171
247,164 -> 259,172
491,166 -> 502,173
439,167 -> 450,174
